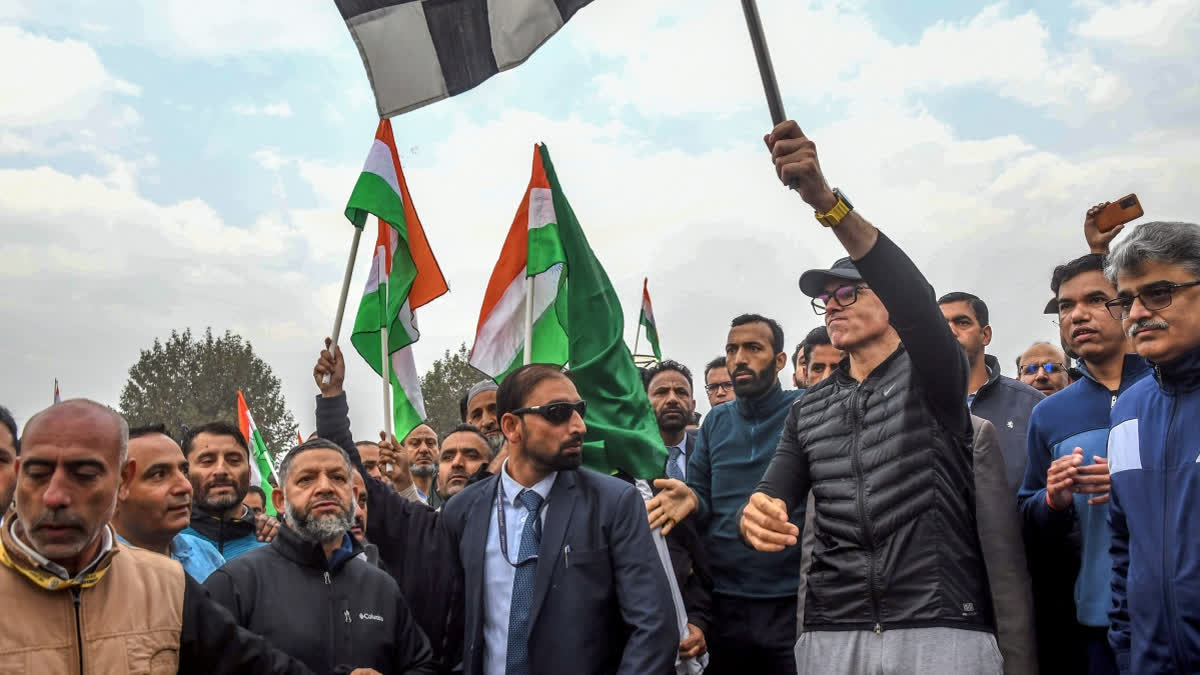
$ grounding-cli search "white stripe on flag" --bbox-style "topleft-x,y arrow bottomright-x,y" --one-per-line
361,139 -> 401,196
487,0 -> 564,70
347,4 -> 447,117
362,244 -> 388,297
528,187 -> 555,230
391,344 -> 427,420
470,265 -> 563,376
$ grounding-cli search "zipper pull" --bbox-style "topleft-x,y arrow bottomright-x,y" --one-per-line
324,571 -> 331,585
874,623 -> 882,635
344,610 -> 351,624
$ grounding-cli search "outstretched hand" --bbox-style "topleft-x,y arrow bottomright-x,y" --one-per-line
313,337 -> 346,398
646,478 -> 698,535
739,492 -> 799,552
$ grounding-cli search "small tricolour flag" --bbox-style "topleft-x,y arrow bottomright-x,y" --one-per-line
237,390 -> 278,517
639,278 -> 662,361
53,379 -> 61,404
348,119 -> 447,442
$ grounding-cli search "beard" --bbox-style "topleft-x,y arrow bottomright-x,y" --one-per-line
525,428 -> 584,473
731,361 -> 777,399
195,473 -> 250,514
410,463 -> 437,479
486,433 -> 505,456
283,494 -> 353,544
655,405 -> 689,433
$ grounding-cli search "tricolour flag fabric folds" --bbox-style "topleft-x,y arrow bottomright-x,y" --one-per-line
348,120 -> 447,442
471,144 -> 667,480
237,390 -> 278,517
335,0 -> 595,117
639,278 -> 662,360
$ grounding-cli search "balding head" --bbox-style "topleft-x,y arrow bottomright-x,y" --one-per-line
15,399 -> 133,575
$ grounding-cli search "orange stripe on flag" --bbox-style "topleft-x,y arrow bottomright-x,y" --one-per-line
376,119 -> 447,310
473,145 -> 551,337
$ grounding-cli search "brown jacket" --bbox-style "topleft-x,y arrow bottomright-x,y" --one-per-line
0,519 -> 186,674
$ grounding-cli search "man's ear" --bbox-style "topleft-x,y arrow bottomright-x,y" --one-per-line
272,486 -> 285,513
981,325 -> 993,348
774,350 -> 788,374
501,412 -> 522,445
118,459 -> 136,501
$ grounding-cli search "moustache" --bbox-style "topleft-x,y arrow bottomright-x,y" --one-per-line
353,515 -> 365,529
1129,319 -> 1169,337
733,368 -> 755,378
560,434 -> 584,451
446,468 -> 470,482
32,511 -> 85,530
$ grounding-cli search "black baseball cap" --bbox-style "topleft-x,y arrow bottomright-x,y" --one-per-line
799,257 -> 864,298
1043,297 -> 1058,315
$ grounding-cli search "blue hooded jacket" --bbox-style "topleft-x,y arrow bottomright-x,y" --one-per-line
1108,347 -> 1200,674
1017,354 -> 1151,627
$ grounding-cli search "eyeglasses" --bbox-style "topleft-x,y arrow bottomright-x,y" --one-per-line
1104,280 -> 1200,320
704,381 -> 734,393
1020,363 -> 1065,376
812,284 -> 869,315
511,400 -> 587,425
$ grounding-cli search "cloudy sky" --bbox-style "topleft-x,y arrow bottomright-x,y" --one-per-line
3,0 -> 1199,438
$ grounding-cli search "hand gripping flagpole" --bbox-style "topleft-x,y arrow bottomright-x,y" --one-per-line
323,228 -> 364,385
740,0 -> 787,126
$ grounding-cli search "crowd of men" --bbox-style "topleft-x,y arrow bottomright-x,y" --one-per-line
1,119 -> 1198,674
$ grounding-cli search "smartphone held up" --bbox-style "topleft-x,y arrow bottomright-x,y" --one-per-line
1095,194 -> 1144,233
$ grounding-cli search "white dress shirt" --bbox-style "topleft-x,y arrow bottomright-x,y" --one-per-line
483,461 -> 557,675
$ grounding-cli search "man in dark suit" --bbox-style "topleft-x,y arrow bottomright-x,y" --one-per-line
441,363 -> 677,675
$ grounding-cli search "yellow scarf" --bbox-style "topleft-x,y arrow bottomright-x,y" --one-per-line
0,532 -> 110,591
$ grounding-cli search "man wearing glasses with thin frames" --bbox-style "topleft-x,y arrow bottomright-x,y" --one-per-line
1103,220 -> 1200,674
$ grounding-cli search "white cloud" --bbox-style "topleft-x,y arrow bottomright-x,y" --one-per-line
232,101 -> 294,118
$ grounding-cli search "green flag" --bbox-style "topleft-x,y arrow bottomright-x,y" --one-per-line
470,144 -> 668,479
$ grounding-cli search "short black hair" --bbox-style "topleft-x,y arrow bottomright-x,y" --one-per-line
0,405 -> 18,455
642,359 -> 694,394
703,356 -> 728,382
1051,254 -> 1107,297
245,485 -> 267,502
442,423 -> 491,451
730,313 -> 785,354
792,342 -> 806,368
129,423 -> 169,440
497,364 -> 570,418
938,291 -> 990,327
182,421 -> 249,459
458,392 -> 469,423
802,326 -> 833,364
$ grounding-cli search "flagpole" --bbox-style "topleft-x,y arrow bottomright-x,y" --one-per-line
378,250 -> 395,473
740,0 -> 787,126
632,287 -> 644,359
324,228 -> 364,384
523,276 -> 534,366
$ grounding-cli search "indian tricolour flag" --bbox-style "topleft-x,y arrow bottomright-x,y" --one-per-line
639,278 -> 662,360
468,146 -> 569,379
237,390 -> 278,517
348,120 -> 447,442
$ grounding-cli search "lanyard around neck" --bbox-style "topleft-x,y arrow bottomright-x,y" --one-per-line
496,477 -> 544,568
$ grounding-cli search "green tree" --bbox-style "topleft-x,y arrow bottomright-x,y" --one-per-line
420,343 -> 484,436
119,328 -> 298,457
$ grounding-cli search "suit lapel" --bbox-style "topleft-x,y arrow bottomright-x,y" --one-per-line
462,477 -> 497,644
527,470 -> 576,629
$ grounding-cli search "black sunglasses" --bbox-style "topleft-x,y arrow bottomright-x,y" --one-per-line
812,284 -> 869,315
1104,280 -> 1200,320
1020,363 -> 1065,376
511,400 -> 587,425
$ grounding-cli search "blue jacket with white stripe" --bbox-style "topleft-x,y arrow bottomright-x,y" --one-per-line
1108,347 -> 1200,674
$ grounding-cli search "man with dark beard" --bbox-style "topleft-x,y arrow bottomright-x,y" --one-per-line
648,314 -> 804,675
644,359 -> 697,481
204,439 -> 435,674
180,422 -> 271,560
434,425 -> 491,503
441,363 -> 676,675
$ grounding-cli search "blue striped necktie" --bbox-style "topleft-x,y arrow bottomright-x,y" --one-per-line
666,444 -> 685,481
505,489 -> 543,675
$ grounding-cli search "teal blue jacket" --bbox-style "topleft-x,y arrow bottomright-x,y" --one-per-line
687,381 -> 804,598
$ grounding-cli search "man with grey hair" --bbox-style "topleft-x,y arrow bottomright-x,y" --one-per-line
0,399 -> 317,673
204,438 -> 435,674
1102,220 -> 1200,674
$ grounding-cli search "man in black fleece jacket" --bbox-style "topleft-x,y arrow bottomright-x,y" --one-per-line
313,339 -> 461,674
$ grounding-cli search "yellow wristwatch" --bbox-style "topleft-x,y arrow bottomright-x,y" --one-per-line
814,189 -> 853,228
